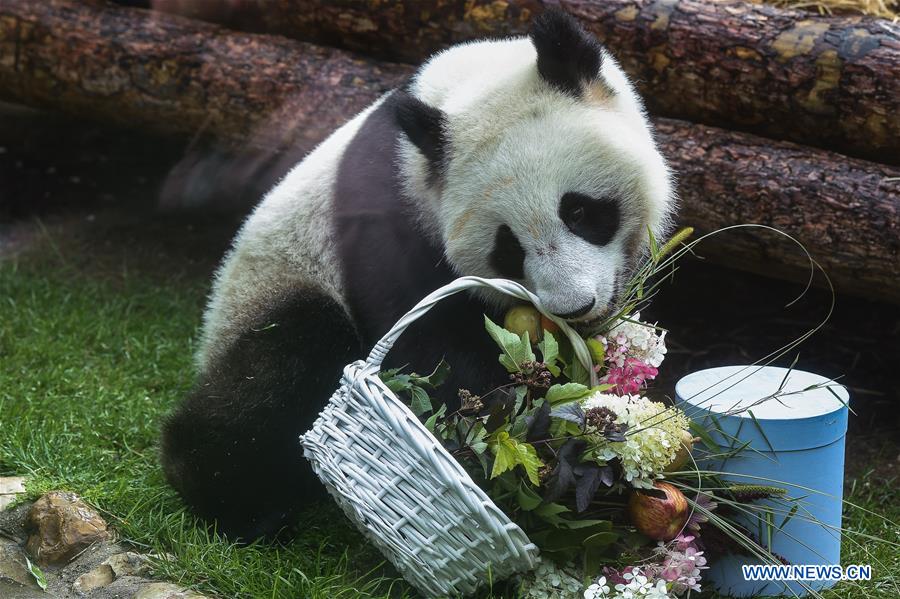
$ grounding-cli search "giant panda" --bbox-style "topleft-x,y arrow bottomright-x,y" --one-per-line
161,9 -> 675,542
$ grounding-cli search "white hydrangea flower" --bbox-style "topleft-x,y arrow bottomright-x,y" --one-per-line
646,579 -> 673,598
599,312 -> 668,368
581,393 -> 690,487
584,576 -> 611,598
601,569 -> 677,598
520,559 -> 584,599
588,569 -> 680,599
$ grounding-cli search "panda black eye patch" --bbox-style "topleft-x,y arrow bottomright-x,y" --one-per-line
559,192 -> 620,247
489,224 -> 526,279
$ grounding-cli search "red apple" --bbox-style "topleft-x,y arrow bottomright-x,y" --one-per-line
540,314 -> 560,335
628,482 -> 689,541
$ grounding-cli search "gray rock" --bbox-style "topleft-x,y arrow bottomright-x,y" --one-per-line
105,552 -> 152,578
0,495 -> 209,599
72,551 -> 153,593
0,580 -> 46,599
0,477 -> 26,512
132,581 -> 209,599
0,540 -> 40,588
73,563 -> 115,593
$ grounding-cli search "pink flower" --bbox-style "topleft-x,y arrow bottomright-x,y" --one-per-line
648,534 -> 709,594
600,357 -> 659,396
601,566 -> 635,586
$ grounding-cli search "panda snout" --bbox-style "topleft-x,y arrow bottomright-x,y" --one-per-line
552,298 -> 596,320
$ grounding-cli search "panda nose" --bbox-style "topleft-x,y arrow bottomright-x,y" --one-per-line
553,298 -> 596,320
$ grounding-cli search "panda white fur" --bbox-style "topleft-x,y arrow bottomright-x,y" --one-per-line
161,10 -> 674,541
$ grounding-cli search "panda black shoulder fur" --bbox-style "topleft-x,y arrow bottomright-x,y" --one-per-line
161,10 -> 675,541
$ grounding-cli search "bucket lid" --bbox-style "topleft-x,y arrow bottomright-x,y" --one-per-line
675,366 -> 850,451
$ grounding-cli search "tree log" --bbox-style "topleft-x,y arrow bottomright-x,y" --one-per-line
1,0 -> 898,300
147,0 -> 900,164
0,0 -> 410,151
658,120 -> 900,301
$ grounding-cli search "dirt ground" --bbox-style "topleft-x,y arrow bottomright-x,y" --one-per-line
1,101 -> 897,481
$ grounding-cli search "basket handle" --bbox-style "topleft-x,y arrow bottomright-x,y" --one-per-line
365,276 -> 598,386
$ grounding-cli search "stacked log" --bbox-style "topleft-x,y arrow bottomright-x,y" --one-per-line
0,0 -> 410,150
148,0 -> 900,165
0,0 -> 898,300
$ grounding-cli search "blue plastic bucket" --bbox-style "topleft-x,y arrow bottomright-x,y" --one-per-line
675,366 -> 850,597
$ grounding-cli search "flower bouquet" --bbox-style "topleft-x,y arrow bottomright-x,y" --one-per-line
304,225 -> 890,598
376,228 -> 845,598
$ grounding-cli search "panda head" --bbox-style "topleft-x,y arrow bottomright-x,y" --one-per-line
394,9 -> 675,323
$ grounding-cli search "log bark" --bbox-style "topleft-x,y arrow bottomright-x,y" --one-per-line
1,0 -> 898,300
0,0 -> 411,152
657,120 -> 900,301
150,0 -> 900,164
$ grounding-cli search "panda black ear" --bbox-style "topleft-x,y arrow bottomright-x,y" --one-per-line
392,90 -> 447,179
530,9 -> 605,96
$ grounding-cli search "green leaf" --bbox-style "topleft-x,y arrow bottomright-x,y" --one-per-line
24,556 -> 47,591
514,385 -> 528,412
546,382 -> 591,405
508,413 -> 528,438
779,503 -> 800,530
516,482 -> 543,511
408,386 -> 432,417
516,442 -> 543,486
475,450 -> 492,478
465,420 -> 486,445
538,331 -> 560,375
747,409 -> 776,455
490,432 -> 519,479
556,518 -> 616,530
379,366 -> 403,379
534,501 -> 570,519
410,359 -> 451,388
648,226 -> 660,262
583,531 -> 619,547
484,316 -> 535,372
584,545 -> 612,578
489,431 -> 544,485
383,374 -> 411,393
690,420 -> 721,455
423,404 -> 447,432
564,354 -> 592,386
586,337 -> 605,366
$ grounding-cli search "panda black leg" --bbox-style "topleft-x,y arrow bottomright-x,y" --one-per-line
160,289 -> 361,541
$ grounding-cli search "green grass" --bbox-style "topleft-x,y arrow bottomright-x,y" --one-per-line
0,249 -> 411,598
0,240 -> 897,599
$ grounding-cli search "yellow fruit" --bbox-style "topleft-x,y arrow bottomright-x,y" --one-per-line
665,429 -> 696,473
504,305 -> 542,342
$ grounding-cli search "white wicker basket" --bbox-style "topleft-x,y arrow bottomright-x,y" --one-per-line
300,277 -> 596,598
